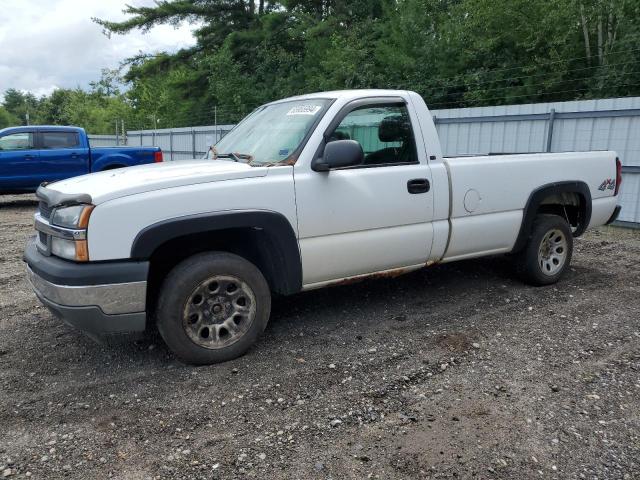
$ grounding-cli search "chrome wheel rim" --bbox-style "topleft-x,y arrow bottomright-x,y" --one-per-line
538,229 -> 568,276
182,275 -> 256,350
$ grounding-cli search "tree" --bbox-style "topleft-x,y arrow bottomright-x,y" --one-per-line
9,0 -> 639,129
2,89 -> 39,125
37,89 -> 75,125
0,107 -> 19,129
89,68 -> 125,96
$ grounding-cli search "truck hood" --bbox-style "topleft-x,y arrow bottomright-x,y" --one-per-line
41,160 -> 267,205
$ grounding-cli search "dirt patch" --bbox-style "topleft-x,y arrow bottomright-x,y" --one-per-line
0,195 -> 639,479
434,331 -> 475,352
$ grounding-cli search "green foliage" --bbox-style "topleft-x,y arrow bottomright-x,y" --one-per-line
96,0 -> 640,120
2,88 -> 39,125
5,0 -> 640,134
0,107 -> 19,129
1,70 -> 136,134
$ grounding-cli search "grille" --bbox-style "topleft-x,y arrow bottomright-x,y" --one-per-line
39,201 -> 53,219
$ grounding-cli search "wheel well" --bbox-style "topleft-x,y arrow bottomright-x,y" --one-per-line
145,227 -> 291,318
536,191 -> 585,231
512,182 -> 592,254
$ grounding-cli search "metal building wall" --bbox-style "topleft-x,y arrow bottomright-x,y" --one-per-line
127,125 -> 235,161
87,134 -> 119,146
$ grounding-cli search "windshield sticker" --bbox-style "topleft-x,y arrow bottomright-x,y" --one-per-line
279,148 -> 290,157
287,105 -> 322,116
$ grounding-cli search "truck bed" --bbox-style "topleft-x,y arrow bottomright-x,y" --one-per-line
439,151 -> 618,262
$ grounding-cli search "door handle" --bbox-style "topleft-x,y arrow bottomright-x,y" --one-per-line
407,178 -> 430,194
24,154 -> 34,159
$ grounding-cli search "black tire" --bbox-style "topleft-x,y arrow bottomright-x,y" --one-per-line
156,252 -> 271,365
515,214 -> 573,286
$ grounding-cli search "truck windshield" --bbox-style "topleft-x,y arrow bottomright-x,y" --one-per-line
215,99 -> 332,166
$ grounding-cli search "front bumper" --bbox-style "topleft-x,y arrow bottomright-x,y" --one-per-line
24,238 -> 149,336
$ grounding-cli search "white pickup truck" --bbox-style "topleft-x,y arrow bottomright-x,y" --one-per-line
24,90 -> 622,364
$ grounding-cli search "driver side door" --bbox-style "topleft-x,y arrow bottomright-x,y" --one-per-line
0,130 -> 40,191
294,97 -> 435,288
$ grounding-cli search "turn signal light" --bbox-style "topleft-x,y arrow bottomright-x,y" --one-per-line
614,157 -> 622,196
75,240 -> 89,262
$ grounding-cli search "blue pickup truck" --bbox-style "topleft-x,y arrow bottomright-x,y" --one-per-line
0,125 -> 163,193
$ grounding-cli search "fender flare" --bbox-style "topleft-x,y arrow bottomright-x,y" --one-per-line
130,210 -> 302,295
512,181 -> 592,253
92,153 -> 133,171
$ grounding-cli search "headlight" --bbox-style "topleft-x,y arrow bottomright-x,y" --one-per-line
51,204 -> 94,229
49,236 -> 89,262
51,237 -> 78,260
48,204 -> 93,261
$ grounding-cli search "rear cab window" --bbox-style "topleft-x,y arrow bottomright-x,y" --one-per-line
40,131 -> 80,149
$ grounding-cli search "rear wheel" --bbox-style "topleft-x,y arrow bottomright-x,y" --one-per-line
156,252 -> 271,365
515,214 -> 573,286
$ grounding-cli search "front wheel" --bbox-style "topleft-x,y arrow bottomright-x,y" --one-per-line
156,252 -> 271,365
515,214 -> 573,286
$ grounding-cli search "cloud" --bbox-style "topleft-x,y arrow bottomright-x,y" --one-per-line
0,0 -> 197,97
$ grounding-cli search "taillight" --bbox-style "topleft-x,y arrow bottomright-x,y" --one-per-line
154,151 -> 163,163
614,157 -> 622,196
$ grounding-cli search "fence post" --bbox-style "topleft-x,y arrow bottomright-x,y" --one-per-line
192,129 -> 196,158
139,132 -> 143,146
546,108 -> 556,153
169,130 -> 174,162
115,120 -> 119,146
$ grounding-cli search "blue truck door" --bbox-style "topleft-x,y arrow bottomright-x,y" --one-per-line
37,130 -> 89,182
0,130 -> 40,191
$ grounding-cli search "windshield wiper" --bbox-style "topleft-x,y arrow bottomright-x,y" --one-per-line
215,152 -> 253,164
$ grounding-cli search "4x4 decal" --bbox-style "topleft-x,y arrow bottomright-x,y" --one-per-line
598,179 -> 616,191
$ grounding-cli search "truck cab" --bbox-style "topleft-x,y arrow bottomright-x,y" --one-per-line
0,126 -> 90,192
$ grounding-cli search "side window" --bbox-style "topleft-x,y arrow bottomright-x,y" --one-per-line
328,103 -> 418,166
41,131 -> 80,149
0,132 -> 34,151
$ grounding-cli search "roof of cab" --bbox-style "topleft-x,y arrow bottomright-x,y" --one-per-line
0,125 -> 85,135
266,89 -> 412,105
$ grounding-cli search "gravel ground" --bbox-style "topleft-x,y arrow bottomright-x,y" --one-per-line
1,194 -> 639,480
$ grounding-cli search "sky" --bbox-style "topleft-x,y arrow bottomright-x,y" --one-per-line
0,0 -> 198,98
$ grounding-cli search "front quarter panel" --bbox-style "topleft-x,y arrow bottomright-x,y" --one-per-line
86,167 -> 297,261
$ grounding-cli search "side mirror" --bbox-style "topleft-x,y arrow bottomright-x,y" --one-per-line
312,140 -> 364,172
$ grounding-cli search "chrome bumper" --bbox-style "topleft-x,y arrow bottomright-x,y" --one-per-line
24,236 -> 149,336
26,265 -> 146,315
